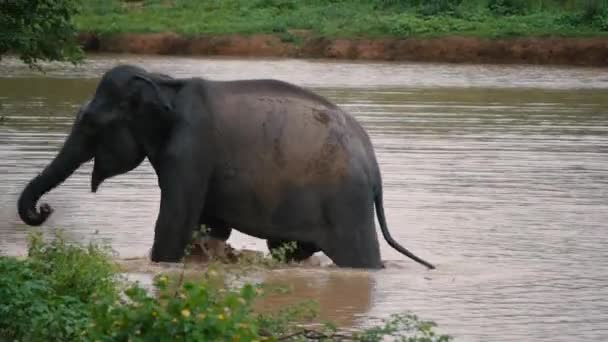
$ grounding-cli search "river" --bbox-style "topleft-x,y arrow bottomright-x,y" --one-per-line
1,55 -> 607,341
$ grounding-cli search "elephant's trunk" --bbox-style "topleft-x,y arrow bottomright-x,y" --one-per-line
18,131 -> 92,226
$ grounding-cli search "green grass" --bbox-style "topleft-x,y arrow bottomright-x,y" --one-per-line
0,231 -> 452,341
74,0 -> 608,39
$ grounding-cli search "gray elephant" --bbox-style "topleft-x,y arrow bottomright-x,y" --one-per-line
17,65 -> 434,270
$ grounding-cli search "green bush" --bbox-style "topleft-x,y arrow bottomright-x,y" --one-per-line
488,0 -> 527,16
0,232 -> 117,341
582,0 -> 607,21
86,277 -> 262,341
583,0 -> 608,30
419,0 -> 463,16
0,0 -> 84,67
0,231 -> 451,341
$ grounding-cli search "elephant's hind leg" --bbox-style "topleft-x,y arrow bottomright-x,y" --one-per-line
321,198 -> 383,269
199,216 -> 233,241
323,225 -> 382,269
207,224 -> 232,241
267,239 -> 320,262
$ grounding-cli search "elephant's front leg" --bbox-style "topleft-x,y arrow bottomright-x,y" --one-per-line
150,163 -> 208,263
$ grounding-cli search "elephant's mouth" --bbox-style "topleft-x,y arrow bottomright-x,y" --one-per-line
91,161 -> 105,193
91,156 -> 117,193
90,146 -> 146,193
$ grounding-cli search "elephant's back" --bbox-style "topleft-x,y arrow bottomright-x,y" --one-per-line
212,80 -> 374,179
208,80 -> 378,218
201,80 -> 381,232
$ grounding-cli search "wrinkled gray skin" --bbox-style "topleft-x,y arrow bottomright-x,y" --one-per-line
18,65 -> 435,270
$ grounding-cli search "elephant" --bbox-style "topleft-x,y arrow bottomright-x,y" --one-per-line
17,64 -> 435,270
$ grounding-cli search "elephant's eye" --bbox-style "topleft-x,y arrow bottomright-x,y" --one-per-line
117,101 -> 131,117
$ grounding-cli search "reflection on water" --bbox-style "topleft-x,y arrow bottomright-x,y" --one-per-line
254,269 -> 374,328
1,56 -> 608,342
122,263 -> 373,328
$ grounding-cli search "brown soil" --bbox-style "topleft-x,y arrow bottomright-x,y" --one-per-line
78,32 -> 608,66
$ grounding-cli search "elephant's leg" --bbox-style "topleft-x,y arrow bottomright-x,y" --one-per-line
322,227 -> 382,269
199,216 -> 233,241
195,216 -> 233,259
207,224 -> 232,241
151,194 -> 205,262
205,223 -> 233,259
267,239 -> 320,262
150,161 -> 209,263
320,198 -> 383,269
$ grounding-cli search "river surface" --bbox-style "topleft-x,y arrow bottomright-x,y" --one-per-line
1,55 -> 607,341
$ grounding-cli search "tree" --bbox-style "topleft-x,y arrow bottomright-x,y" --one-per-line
0,0 -> 83,68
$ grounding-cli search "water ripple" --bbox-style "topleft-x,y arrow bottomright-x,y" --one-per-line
1,58 -> 607,342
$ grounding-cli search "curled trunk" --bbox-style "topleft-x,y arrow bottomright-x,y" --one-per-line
18,132 -> 92,226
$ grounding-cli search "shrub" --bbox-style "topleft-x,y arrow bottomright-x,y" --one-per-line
488,0 -> 527,16
0,0 -> 84,68
419,0 -> 463,16
86,277 -> 263,341
0,231 -> 117,341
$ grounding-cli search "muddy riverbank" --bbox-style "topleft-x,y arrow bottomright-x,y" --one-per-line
78,32 -> 608,66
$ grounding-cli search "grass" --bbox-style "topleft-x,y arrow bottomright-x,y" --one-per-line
0,230 -> 452,341
74,0 -> 608,39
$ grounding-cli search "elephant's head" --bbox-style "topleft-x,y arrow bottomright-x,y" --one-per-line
18,65 -> 181,226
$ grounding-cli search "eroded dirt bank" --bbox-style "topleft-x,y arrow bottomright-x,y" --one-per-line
78,32 -> 608,66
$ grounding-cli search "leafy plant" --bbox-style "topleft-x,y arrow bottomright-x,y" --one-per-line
0,0 -> 84,68
488,0 -> 527,16
86,277 -> 262,341
355,314 -> 452,342
419,0 -> 463,16
0,231 -> 117,341
268,241 -> 299,263
582,0 -> 607,21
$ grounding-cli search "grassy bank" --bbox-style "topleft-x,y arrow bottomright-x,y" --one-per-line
75,0 -> 608,39
0,231 -> 451,341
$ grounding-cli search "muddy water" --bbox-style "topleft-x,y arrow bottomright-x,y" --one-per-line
1,55 -> 607,341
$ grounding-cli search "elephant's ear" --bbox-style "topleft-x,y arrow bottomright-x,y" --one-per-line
126,74 -> 184,121
131,74 -> 173,111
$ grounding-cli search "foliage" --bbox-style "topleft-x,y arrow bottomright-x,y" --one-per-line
0,231 -> 117,341
0,231 -> 451,341
419,0 -> 463,16
488,0 -> 527,16
74,0 -> 608,39
268,241 -> 299,263
354,314 -> 452,342
0,0 -> 84,68
86,276 -> 262,341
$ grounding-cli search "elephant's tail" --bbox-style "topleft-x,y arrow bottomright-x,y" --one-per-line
374,188 -> 435,270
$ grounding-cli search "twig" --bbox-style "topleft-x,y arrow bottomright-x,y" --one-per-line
275,328 -> 355,341
173,259 -> 187,298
